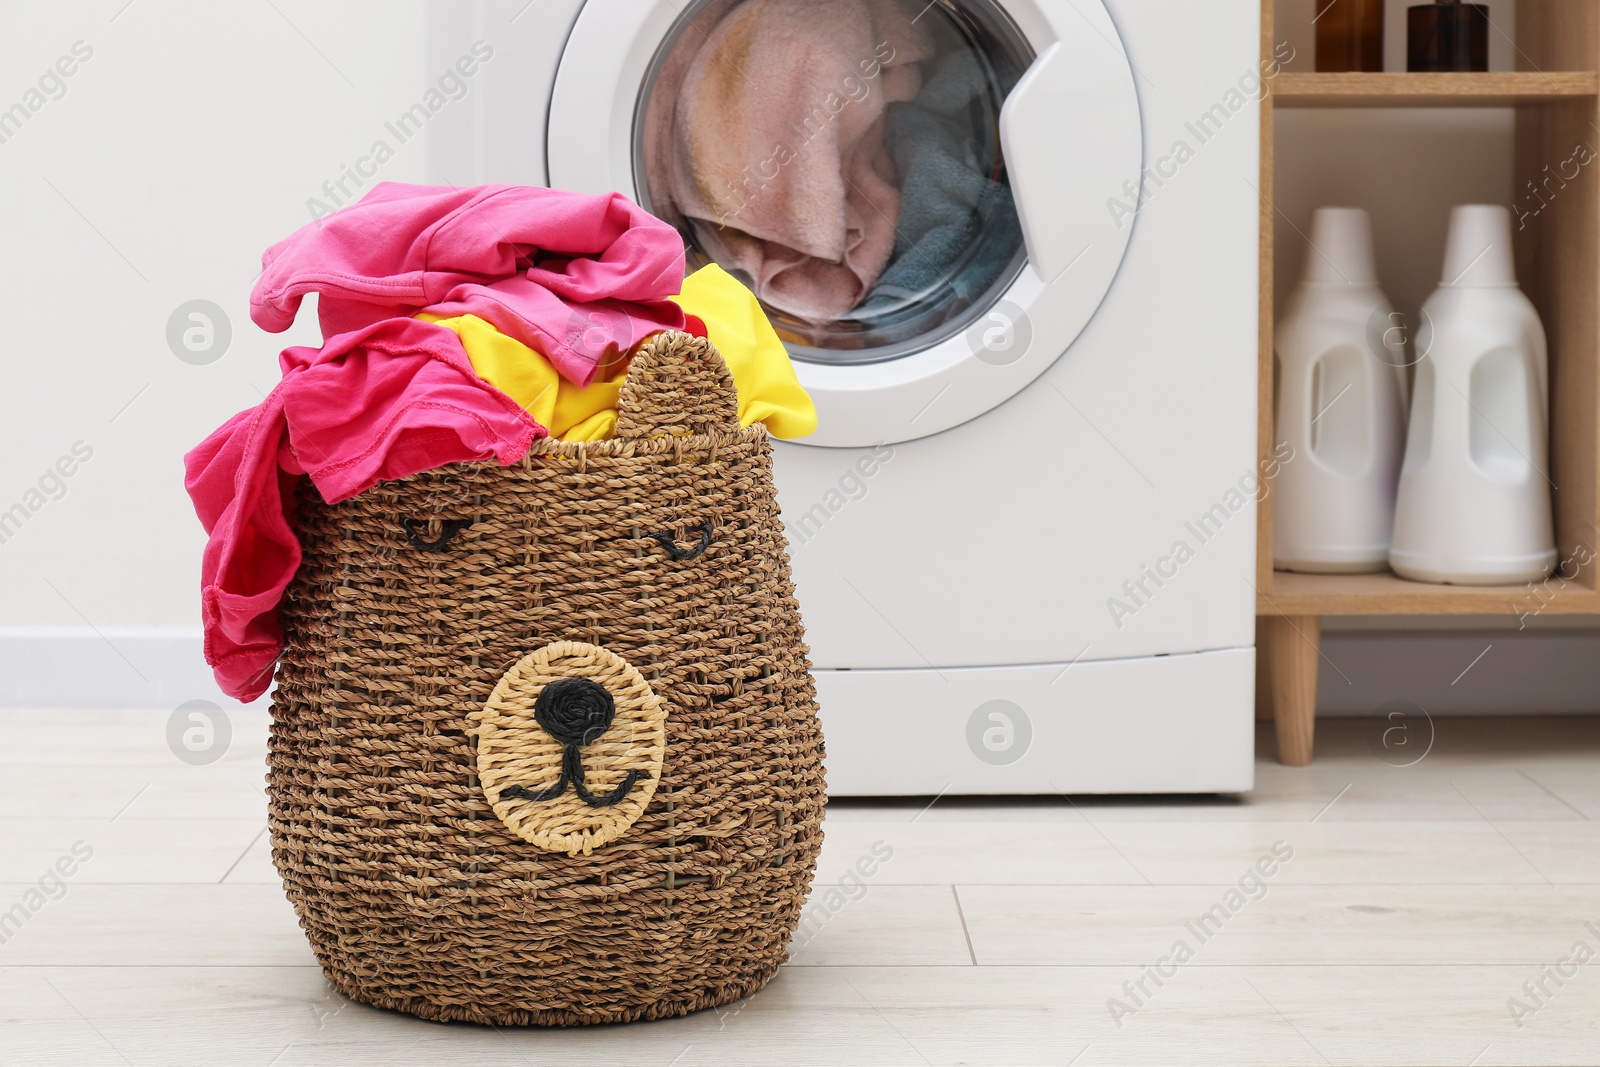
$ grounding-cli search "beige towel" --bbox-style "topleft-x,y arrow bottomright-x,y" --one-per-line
651,0 -> 932,323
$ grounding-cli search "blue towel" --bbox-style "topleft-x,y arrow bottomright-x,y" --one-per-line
855,51 -> 1022,319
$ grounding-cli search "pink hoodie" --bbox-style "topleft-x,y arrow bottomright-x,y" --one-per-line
187,184 -> 688,701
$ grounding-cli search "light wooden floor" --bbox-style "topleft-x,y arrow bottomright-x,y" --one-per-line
3,711 -> 1598,1066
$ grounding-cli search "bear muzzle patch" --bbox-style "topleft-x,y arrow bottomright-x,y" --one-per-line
470,641 -> 667,855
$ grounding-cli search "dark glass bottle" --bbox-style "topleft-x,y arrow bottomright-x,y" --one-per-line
1408,0 -> 1490,72
1316,0 -> 1385,73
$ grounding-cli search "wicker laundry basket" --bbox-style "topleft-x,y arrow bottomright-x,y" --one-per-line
267,332 -> 825,1025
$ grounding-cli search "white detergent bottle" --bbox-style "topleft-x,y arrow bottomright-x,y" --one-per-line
1273,207 -> 1409,573
1390,204 -> 1557,585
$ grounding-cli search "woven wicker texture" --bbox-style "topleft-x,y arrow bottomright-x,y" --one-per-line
268,332 -> 825,1025
473,640 -> 668,856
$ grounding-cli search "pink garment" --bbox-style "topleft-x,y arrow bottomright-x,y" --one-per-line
655,0 -> 931,322
253,183 -> 688,386
190,184 -> 692,701
187,318 -> 539,702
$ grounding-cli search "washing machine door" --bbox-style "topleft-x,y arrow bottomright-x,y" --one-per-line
548,0 -> 1141,447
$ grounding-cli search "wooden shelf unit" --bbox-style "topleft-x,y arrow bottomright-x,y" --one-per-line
1264,569 -> 1597,617
1256,0 -> 1600,764
1274,71 -> 1600,107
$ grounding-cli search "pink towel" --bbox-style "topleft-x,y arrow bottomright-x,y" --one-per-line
655,0 -> 931,322
253,183 -> 688,385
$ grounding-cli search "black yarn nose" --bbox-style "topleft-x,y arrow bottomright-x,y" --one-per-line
499,677 -> 640,809
534,678 -> 616,747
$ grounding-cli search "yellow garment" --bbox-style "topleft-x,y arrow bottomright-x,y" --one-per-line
420,312 -> 626,441
422,264 -> 817,442
672,263 -> 817,439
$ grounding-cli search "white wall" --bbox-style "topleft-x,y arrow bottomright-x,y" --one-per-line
0,2 -> 455,704
0,1 -> 434,637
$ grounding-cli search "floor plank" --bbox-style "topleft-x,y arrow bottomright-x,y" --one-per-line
957,883 -> 1600,966
6,963 -> 1597,1066
2,710 -> 1598,1065
0,884 -> 313,967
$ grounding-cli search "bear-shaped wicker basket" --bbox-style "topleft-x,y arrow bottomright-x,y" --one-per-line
268,332 -> 825,1025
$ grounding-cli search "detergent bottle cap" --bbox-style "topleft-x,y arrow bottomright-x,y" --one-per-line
1440,204 -> 1517,287
1302,207 -> 1378,285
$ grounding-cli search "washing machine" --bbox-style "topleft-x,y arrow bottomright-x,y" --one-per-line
426,0 -> 1260,795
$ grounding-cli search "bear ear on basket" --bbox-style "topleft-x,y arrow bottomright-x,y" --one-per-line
613,332 -> 742,440
612,331 -> 742,563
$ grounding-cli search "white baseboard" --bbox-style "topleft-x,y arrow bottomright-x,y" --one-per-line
0,628 -> 268,710
2,627 -> 1597,715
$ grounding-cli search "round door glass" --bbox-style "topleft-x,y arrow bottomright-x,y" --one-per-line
635,0 -> 1035,365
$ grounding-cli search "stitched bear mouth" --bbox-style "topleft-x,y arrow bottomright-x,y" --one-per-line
497,679 -> 640,808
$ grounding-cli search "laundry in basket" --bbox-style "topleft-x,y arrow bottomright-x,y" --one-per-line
185,183 -> 824,1024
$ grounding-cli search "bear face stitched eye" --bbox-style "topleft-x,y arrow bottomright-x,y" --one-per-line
649,521 -> 714,561
402,517 -> 473,553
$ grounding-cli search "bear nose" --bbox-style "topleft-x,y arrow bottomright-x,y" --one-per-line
534,677 -> 616,747
498,675 -> 640,810
472,640 -> 668,854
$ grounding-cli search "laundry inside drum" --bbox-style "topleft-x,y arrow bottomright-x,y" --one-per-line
635,0 -> 1034,366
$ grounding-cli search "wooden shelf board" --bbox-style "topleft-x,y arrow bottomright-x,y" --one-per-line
1257,569 -> 1600,617
1271,71 -> 1598,107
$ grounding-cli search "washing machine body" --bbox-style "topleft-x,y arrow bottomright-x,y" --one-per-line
427,0 -> 1262,794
